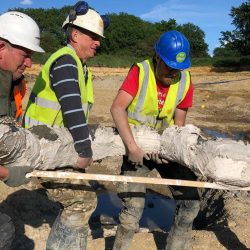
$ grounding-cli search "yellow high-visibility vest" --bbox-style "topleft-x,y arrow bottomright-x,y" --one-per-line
128,59 -> 190,130
24,46 -> 94,128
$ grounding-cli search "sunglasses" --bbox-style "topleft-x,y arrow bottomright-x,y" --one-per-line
69,1 -> 110,29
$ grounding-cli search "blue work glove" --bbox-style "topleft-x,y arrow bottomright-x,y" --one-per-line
4,166 -> 33,187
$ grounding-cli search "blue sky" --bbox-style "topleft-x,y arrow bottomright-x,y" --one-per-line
0,0 -> 246,55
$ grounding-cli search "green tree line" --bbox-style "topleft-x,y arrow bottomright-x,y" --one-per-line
11,0 -> 249,68
11,6 -> 208,65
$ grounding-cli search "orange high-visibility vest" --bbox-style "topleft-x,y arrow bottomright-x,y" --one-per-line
13,78 -> 26,120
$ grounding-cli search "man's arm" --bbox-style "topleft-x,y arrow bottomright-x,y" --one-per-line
50,55 -> 92,169
110,90 -> 146,165
174,108 -> 188,126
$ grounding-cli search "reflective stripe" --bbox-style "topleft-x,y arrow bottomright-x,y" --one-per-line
174,71 -> 187,109
83,103 -> 90,119
30,92 -> 89,114
24,115 -> 59,128
128,112 -> 154,124
128,111 -> 168,128
134,60 -> 149,113
29,92 -> 61,110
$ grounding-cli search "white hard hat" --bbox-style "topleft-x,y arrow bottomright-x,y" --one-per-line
62,8 -> 105,38
0,11 -> 44,53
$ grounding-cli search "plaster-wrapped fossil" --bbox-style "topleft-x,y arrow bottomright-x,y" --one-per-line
0,120 -> 249,188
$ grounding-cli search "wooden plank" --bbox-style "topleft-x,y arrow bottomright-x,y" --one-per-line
26,170 -> 250,191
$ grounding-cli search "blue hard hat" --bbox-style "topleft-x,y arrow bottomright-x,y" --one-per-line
154,30 -> 191,70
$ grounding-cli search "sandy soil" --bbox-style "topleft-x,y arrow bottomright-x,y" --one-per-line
1,65 -> 250,249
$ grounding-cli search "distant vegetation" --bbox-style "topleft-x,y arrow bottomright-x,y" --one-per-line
12,0 -> 249,69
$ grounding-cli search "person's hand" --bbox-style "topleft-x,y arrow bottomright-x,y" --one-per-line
146,153 -> 168,164
0,166 -> 9,181
4,165 -> 33,187
128,145 -> 150,166
75,156 -> 93,169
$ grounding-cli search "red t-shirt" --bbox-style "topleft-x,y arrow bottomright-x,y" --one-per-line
120,65 -> 194,110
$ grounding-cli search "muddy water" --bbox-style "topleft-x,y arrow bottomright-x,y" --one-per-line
202,128 -> 250,141
92,192 -> 175,231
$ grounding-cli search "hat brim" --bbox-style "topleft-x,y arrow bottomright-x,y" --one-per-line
162,56 -> 191,70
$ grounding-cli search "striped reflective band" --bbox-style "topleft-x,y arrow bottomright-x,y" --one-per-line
134,60 -> 149,113
24,115 -> 58,128
29,92 -> 61,110
174,71 -> 186,109
29,92 -> 89,113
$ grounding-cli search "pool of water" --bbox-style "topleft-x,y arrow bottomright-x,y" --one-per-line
91,192 -> 176,231
202,128 -> 249,141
